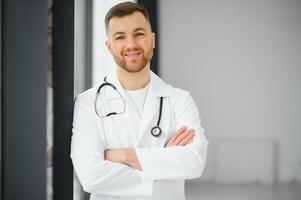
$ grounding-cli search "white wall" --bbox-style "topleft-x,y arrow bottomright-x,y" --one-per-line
74,0 -> 87,96
92,0 -> 136,87
159,0 -> 301,183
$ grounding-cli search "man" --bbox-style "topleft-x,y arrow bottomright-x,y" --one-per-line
71,2 -> 208,200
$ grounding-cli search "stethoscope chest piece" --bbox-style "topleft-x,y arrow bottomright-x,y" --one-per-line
151,97 -> 164,137
151,126 -> 162,137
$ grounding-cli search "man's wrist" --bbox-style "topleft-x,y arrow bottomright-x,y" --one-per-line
124,148 -> 134,165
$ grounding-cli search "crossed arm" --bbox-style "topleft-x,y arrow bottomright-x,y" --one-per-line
105,126 -> 195,170
71,92 -> 208,196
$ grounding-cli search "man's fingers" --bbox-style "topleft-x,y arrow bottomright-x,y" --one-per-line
165,126 -> 196,148
174,129 -> 195,144
187,138 -> 194,145
179,131 -> 195,146
170,126 -> 187,142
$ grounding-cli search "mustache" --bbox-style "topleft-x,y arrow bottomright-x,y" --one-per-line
122,47 -> 144,54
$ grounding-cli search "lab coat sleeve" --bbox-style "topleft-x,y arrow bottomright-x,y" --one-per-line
71,94 -> 153,196
135,92 -> 208,181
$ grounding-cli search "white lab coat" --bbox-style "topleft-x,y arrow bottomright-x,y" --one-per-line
71,70 -> 209,200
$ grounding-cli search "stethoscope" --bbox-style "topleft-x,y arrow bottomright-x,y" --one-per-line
94,76 -> 163,137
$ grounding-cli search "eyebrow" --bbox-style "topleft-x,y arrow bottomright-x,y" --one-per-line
112,27 -> 147,37
113,31 -> 125,38
133,27 -> 147,32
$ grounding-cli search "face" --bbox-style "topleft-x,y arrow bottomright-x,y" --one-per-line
106,12 -> 155,73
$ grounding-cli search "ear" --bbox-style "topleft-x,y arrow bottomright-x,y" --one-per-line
105,40 -> 113,55
152,32 -> 155,49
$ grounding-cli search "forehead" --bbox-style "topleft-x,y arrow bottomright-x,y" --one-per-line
107,11 -> 151,34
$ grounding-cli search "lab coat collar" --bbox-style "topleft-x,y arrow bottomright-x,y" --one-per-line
103,69 -> 173,100
102,69 -> 126,100
148,71 -> 173,98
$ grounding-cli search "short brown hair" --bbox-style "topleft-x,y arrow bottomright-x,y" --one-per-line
105,2 -> 151,32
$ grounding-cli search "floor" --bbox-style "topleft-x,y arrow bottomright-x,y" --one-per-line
186,182 -> 301,200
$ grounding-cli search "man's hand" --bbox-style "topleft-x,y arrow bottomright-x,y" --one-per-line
104,126 -> 195,170
105,148 -> 142,170
165,126 -> 195,147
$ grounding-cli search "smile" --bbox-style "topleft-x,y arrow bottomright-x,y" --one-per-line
124,52 -> 142,59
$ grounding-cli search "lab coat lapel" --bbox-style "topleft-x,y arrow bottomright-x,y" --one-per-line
101,70 -> 142,146
139,81 -> 158,137
137,72 -> 172,143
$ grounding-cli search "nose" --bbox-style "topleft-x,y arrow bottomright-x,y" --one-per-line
125,36 -> 138,50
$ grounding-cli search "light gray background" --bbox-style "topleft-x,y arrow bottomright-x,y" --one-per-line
159,0 -> 301,184
73,1 -> 301,199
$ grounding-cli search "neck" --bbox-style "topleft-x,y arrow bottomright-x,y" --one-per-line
116,64 -> 150,90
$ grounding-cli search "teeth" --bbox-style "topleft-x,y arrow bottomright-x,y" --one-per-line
126,52 -> 140,56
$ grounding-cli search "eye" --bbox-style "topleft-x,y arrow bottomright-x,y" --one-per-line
115,36 -> 125,41
135,32 -> 145,37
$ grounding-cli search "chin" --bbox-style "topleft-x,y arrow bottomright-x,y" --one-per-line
124,62 -> 148,73
124,66 -> 145,73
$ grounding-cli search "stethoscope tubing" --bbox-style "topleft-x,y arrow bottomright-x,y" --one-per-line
156,97 -> 163,127
95,76 -> 163,137
150,97 -> 163,137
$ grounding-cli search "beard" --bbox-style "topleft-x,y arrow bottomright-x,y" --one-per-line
112,47 -> 154,73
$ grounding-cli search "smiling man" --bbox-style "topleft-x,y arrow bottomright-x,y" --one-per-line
106,12 -> 154,74
71,2 -> 208,200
